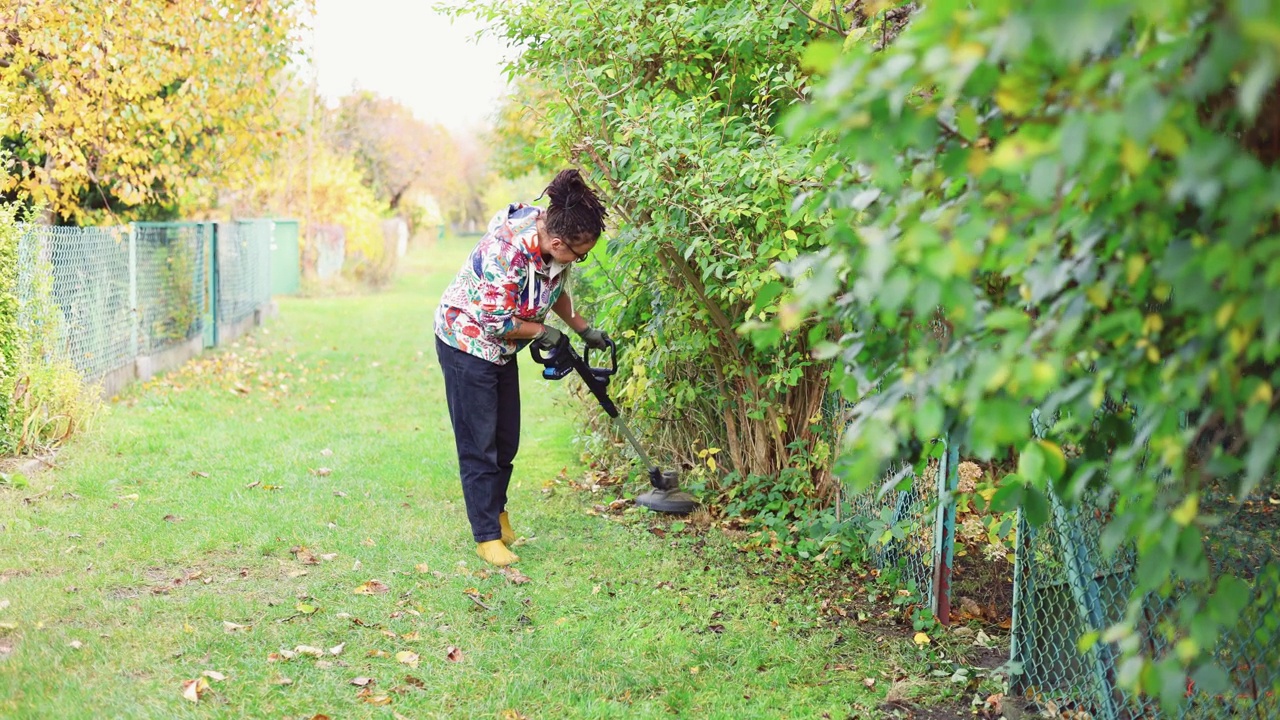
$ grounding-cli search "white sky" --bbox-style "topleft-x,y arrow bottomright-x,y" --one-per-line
312,0 -> 514,133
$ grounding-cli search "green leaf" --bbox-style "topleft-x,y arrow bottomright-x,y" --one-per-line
1022,485 -> 1049,527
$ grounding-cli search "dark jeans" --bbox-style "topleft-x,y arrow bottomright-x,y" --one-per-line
435,337 -> 520,542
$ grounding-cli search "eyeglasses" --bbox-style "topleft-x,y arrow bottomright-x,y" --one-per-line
559,240 -> 590,263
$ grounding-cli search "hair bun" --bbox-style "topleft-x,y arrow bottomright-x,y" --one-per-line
545,169 -> 588,209
540,168 -> 607,243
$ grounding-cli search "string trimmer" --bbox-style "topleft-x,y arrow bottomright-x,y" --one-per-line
531,337 -> 698,515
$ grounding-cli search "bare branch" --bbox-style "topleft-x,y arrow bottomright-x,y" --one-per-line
785,0 -> 848,37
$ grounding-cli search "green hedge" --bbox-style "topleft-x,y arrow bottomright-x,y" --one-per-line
0,205 -> 20,454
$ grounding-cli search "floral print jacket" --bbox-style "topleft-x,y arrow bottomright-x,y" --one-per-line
434,203 -> 569,365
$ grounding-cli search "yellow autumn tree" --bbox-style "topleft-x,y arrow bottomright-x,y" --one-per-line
0,0 -> 309,223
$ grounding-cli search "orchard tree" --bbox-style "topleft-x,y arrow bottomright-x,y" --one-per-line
0,0 -> 309,223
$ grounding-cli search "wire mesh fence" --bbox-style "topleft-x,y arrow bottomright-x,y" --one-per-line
18,225 -> 134,380
1010,481 -> 1280,720
14,220 -> 277,392
217,221 -> 272,327
826,391 -> 1279,717
839,437 -> 957,616
135,223 -> 210,354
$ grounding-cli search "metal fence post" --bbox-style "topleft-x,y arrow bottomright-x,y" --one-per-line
127,223 -> 139,362
1049,491 -> 1121,720
210,222 -> 219,347
931,437 -> 959,624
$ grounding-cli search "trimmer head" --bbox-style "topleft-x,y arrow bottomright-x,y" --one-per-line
636,469 -> 698,515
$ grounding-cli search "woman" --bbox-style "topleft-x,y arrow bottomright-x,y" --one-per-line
434,169 -> 611,567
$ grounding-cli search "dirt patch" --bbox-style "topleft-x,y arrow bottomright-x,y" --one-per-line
950,540 -> 1014,625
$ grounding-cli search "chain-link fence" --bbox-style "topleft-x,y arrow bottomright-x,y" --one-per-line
1010,481 -> 1279,719
216,220 -> 272,327
841,437 -> 959,618
15,220 -> 278,394
135,223 -> 210,354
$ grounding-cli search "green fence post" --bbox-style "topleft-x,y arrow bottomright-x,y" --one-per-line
1049,491 -> 1121,720
209,223 -> 219,348
127,223 -> 139,362
931,437 -> 959,624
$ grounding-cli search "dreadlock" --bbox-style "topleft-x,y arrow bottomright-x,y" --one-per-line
541,169 -> 607,247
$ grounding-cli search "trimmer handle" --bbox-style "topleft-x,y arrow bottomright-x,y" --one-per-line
583,339 -> 617,379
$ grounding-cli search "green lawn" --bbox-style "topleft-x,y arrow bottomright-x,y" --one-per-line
0,237 -> 904,719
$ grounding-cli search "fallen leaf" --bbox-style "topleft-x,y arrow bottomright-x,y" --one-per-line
117,493 -> 139,501
329,642 -> 345,656
68,640 -> 84,650
395,650 -> 420,668
320,553 -> 338,561
354,580 -> 389,595
446,645 -> 463,662
310,467 -> 332,477
975,629 -> 994,648
351,676 -> 375,687
190,471 -> 210,479
498,568 -> 531,584
296,602 -> 317,614
315,660 -> 334,669
863,677 -> 876,688
499,710 -> 530,720
366,649 -> 391,658
415,563 -> 430,574
320,448 -> 333,457
356,687 -> 392,705
163,514 -> 181,522
309,715 -> 332,720
400,631 -> 419,641
294,645 -> 324,658
202,670 -> 226,681
270,675 -> 293,686
333,491 -> 347,498
223,621 -> 250,633
708,624 -> 725,634
245,480 -> 261,489
361,538 -> 375,547
913,632 -> 931,645
403,675 -> 426,689
181,677 -> 209,703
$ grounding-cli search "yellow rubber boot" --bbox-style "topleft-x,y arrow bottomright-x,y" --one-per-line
476,540 -> 519,567
499,511 -> 516,546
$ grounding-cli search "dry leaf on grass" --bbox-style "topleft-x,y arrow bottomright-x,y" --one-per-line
310,467 -> 332,477
356,687 -> 391,705
180,677 -> 209,703
222,621 -> 250,633
328,642 -> 345,656
499,567 -> 531,584
445,645 -> 463,662
395,650 -> 420,668
354,580 -> 389,595
499,710 -> 530,720
351,676 -> 374,687
295,645 -> 325,658
201,670 -> 226,681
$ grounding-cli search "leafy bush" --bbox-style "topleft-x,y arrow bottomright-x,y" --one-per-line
780,0 -> 1280,707
0,204 -> 98,455
457,0 -> 837,499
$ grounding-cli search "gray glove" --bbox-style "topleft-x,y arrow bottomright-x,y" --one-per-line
578,325 -> 611,350
533,325 -> 567,350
